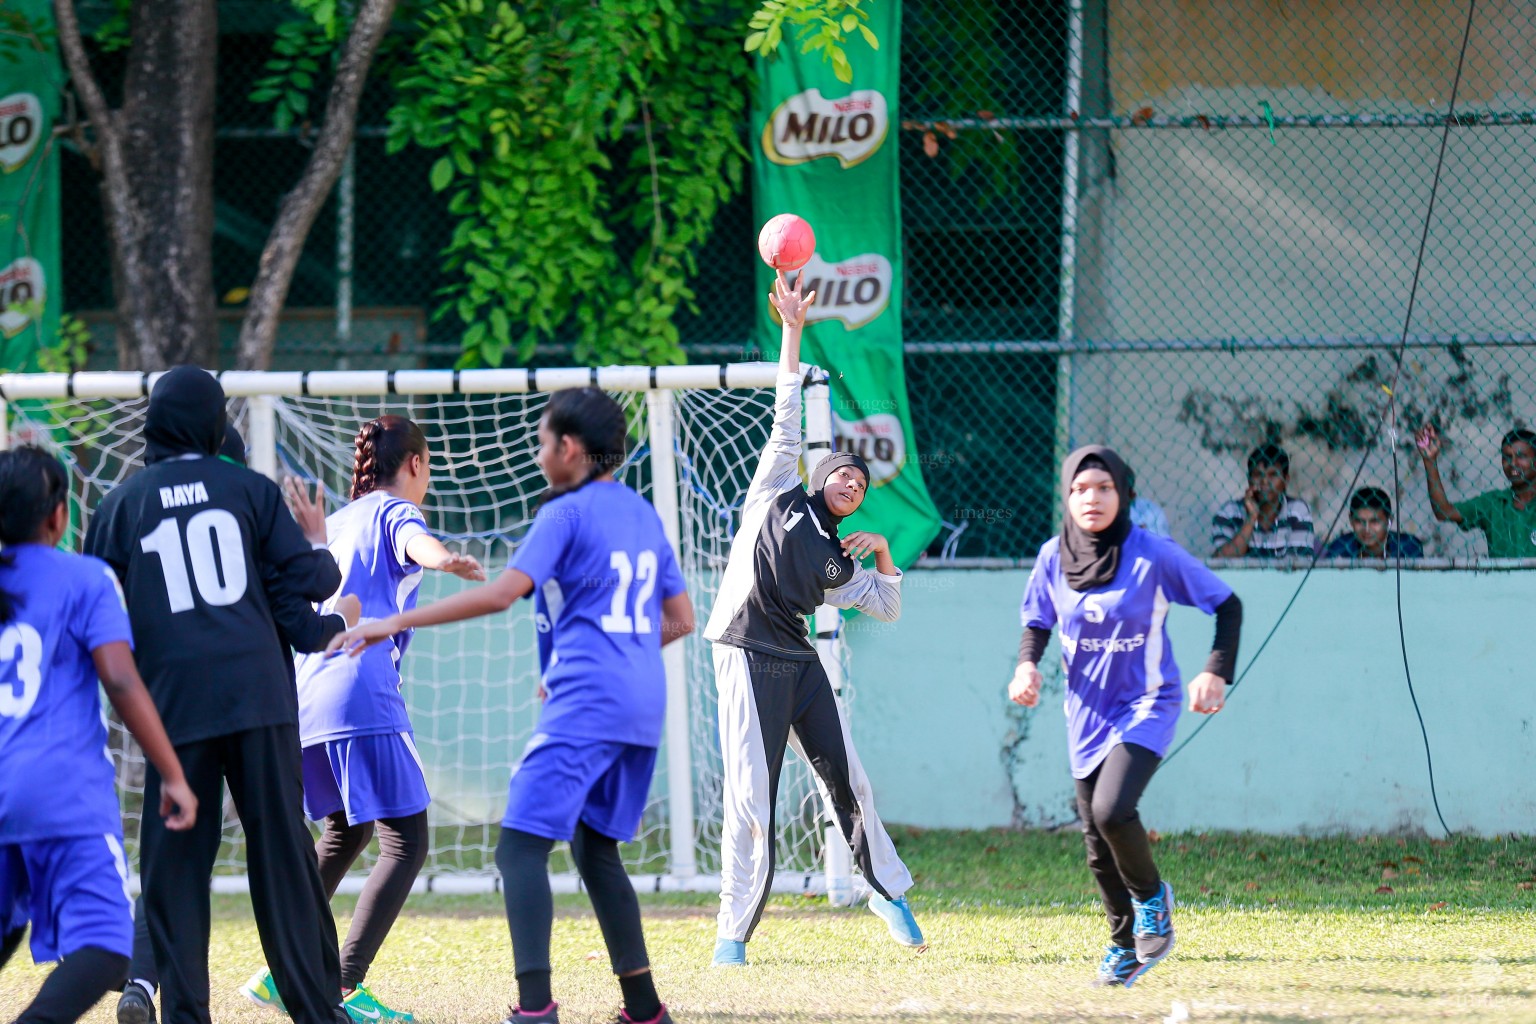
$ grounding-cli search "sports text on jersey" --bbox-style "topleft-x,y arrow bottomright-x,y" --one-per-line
1060,633 -> 1147,657
158,481 -> 210,508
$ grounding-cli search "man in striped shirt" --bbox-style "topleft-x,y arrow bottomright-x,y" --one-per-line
1211,444 -> 1315,559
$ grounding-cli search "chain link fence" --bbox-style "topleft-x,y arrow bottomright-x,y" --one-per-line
52,1 -> 1536,561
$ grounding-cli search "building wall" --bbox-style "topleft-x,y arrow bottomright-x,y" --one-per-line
843,565 -> 1535,834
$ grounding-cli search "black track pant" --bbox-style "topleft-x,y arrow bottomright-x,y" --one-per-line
315,810 -> 429,989
4,941 -> 128,1024
495,825 -> 650,981
1074,742 -> 1163,948
141,726 -> 341,1024
713,644 -> 912,942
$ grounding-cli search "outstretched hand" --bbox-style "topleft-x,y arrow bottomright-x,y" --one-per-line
326,617 -> 399,657
438,552 -> 488,581
285,477 -> 328,546
1416,424 -> 1442,461
769,270 -> 817,328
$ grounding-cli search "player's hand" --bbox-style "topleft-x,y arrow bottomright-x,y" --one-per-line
769,269 -> 817,328
841,531 -> 888,561
1188,671 -> 1227,714
1241,485 -> 1261,522
439,552 -> 487,581
334,593 -> 361,628
159,776 -> 199,831
1416,424 -> 1442,461
285,477 -> 328,546
537,683 -> 548,703
327,617 -> 398,656
1008,663 -> 1042,707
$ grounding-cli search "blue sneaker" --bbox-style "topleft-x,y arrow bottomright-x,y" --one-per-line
867,891 -> 925,947
1130,881 -> 1175,965
711,938 -> 747,967
1092,945 -> 1140,987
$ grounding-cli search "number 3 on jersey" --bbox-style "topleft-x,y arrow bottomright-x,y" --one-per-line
0,622 -> 43,719
140,510 -> 249,613
600,549 -> 658,634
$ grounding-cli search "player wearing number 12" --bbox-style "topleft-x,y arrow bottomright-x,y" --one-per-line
84,367 -> 351,1024
332,388 -> 695,1024
0,447 -> 198,1024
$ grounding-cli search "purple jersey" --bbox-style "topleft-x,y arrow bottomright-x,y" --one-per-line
511,481 -> 687,748
0,545 -> 134,843
296,491 -> 429,745
1020,528 -> 1232,778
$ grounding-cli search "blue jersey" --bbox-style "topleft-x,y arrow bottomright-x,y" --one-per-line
511,481 -> 687,748
1020,528 -> 1232,778
296,491 -> 430,745
0,545 -> 134,843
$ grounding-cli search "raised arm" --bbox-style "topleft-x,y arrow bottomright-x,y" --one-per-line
330,569 -> 536,653
1416,425 -> 1463,524
405,533 -> 488,581
746,273 -> 818,510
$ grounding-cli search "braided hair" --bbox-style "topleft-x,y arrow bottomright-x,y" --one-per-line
0,446 -> 70,623
350,415 -> 428,500
540,388 -> 628,502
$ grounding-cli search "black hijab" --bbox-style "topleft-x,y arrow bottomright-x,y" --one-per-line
1059,445 -> 1133,592
808,451 -> 870,531
145,366 -> 227,464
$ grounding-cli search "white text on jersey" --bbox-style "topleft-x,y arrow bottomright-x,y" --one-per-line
158,482 -> 210,509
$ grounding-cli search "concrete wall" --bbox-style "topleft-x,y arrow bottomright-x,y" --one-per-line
843,565 -> 1535,835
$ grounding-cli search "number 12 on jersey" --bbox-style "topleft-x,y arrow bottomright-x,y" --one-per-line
600,549 -> 658,634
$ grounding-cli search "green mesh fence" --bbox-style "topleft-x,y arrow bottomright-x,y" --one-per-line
46,1 -> 1536,561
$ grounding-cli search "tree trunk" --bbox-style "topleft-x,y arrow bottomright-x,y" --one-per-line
114,0 -> 218,369
235,0 -> 397,371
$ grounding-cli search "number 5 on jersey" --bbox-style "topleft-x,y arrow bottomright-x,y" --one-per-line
140,510 -> 249,613
600,549 -> 658,634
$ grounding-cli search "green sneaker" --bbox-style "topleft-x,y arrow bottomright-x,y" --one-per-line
344,985 -> 413,1023
239,969 -> 288,1015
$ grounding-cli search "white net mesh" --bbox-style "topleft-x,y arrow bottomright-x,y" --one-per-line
2,373 -> 837,880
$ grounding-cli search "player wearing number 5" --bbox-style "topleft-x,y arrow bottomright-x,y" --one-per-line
85,367 -> 351,1024
706,273 -> 922,968
332,388 -> 695,1024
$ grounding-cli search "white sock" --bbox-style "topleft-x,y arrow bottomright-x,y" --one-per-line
130,979 -> 157,1001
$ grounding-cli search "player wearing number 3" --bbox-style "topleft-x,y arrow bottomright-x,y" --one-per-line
706,272 -> 923,967
85,367 -> 352,1024
332,389 -> 695,1024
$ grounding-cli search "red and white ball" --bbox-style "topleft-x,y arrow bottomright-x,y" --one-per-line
757,214 -> 816,271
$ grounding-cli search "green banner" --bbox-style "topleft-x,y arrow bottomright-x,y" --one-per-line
0,0 -> 62,372
752,2 -> 941,569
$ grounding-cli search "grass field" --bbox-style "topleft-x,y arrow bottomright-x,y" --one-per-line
5,829 -> 1535,1023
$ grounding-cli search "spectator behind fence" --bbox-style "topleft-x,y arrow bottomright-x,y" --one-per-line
1211,444 -> 1315,559
1321,486 -> 1423,560
1417,424 -> 1536,558
1127,468 -> 1171,538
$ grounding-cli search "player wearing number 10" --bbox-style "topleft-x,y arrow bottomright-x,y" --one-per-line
84,367 -> 351,1024
0,447 -> 197,1024
332,388 -> 695,1024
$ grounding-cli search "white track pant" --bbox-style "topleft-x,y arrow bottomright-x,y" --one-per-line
713,642 -> 913,942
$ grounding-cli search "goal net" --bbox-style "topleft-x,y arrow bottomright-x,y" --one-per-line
0,365 -> 849,891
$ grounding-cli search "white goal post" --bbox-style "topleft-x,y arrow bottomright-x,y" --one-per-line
0,363 -> 852,896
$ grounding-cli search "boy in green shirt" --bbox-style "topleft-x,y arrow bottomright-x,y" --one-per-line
1417,425 -> 1536,558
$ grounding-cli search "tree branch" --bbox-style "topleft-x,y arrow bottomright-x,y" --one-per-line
236,0 -> 398,371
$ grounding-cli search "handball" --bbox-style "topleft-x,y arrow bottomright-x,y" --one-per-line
757,214 -> 816,271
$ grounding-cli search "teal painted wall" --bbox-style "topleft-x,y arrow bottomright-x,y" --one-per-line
843,567 -> 1535,835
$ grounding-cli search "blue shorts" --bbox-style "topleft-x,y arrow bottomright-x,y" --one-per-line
502,734 -> 657,842
0,834 -> 134,961
302,732 -> 431,825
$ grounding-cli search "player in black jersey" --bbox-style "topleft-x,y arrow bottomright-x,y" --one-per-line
704,274 -> 924,966
115,422 -> 360,1024
85,367 -> 350,1024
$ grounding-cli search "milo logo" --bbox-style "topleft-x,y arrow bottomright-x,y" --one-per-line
0,93 -> 43,173
761,88 -> 889,169
831,410 -> 906,487
786,252 -> 891,331
0,258 -> 44,338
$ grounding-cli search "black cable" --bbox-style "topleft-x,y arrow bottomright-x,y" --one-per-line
1163,0 -> 1479,830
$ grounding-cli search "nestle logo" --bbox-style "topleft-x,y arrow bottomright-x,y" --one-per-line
836,263 -> 879,277
0,103 -> 25,117
832,98 -> 873,113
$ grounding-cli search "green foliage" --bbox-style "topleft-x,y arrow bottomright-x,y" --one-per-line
389,0 -> 749,368
0,8 -> 54,63
90,0 -> 133,54
249,1 -> 349,131
35,312 -> 91,374
744,0 -> 877,84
